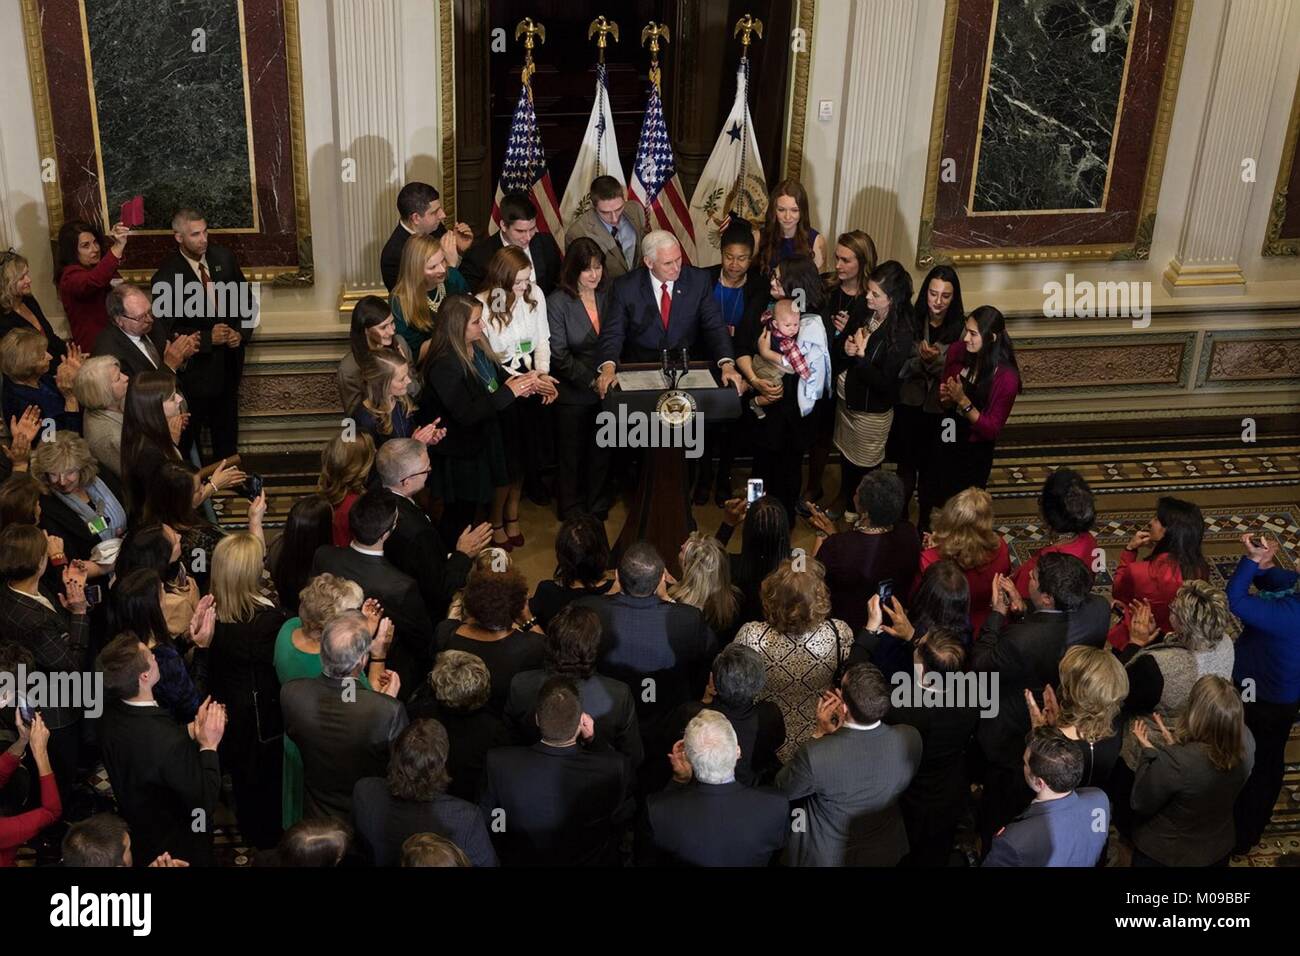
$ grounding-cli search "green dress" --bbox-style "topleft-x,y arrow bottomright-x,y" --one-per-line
273,617 -> 372,828
390,269 -> 470,361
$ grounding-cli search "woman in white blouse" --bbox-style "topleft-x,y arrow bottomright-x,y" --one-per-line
475,245 -> 557,545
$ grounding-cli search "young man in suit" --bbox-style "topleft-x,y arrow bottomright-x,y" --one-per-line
575,542 -> 717,743
148,209 -> 252,460
565,176 -> 646,280
460,192 -> 563,295
95,635 -> 226,866
480,675 -> 633,866
983,727 -> 1110,867
973,552 -> 1093,850
375,438 -> 492,622
640,709 -> 789,866
280,612 -> 408,821
379,181 -> 473,293
777,663 -> 922,867
310,488 -> 433,696
593,230 -> 746,398
94,283 -> 197,378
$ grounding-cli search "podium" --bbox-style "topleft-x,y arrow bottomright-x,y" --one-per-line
602,362 -> 742,578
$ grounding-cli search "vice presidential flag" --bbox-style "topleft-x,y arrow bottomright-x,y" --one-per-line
630,79 -> 697,264
559,63 -> 625,230
688,59 -> 767,266
490,82 -> 565,245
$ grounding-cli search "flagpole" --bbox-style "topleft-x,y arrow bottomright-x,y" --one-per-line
640,22 -> 670,93
730,14 -> 764,225
514,17 -> 546,101
587,17 -> 619,178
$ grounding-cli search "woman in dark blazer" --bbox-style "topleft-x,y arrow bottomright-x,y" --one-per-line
0,249 -> 68,364
419,294 -> 541,548
546,237 -> 613,520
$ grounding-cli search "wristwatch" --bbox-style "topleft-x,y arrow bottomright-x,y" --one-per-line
960,402 -> 974,414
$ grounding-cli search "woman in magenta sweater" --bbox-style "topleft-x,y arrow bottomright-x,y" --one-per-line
56,219 -> 129,352
932,305 -> 1022,509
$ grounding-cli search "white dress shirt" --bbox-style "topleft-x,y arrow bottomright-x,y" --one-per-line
476,288 -> 551,374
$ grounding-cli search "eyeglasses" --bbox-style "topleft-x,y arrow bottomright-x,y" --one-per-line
401,468 -> 432,482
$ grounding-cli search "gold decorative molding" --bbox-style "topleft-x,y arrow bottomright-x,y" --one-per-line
782,0 -> 816,183
1262,65 -> 1300,257
1161,258 -> 1247,293
1017,340 -> 1186,390
439,0 -> 457,221
280,0 -> 314,286
917,0 -> 1191,266
19,0 -> 62,245
1206,339 -> 1300,382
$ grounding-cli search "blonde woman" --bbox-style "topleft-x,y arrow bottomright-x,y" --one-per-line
30,431 -> 127,572
0,327 -> 82,433
72,355 -> 129,477
670,532 -> 742,643
391,234 -> 453,363
914,487 -> 1010,634
1131,674 -> 1255,866
318,430 -> 375,547
351,348 -> 443,451
273,572 -> 392,827
476,245 -> 558,518
0,248 -> 67,363
208,532 -> 289,848
735,558 -> 854,759
1027,646 -> 1129,789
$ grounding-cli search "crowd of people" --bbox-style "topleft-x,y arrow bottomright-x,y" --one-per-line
0,177 -> 1293,868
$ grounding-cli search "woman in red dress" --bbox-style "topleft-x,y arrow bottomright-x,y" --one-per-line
1108,496 -> 1209,650
1014,468 -> 1098,597
914,486 -> 1010,635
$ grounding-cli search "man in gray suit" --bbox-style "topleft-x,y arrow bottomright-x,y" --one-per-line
281,611 -> 408,820
565,175 -> 646,280
777,664 -> 922,866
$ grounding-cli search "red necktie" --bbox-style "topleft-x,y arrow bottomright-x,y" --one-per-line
198,261 -> 211,289
659,282 -> 671,331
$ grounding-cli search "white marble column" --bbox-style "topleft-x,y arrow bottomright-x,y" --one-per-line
832,0 -> 925,259
1163,0 -> 1292,294
330,0 -> 407,291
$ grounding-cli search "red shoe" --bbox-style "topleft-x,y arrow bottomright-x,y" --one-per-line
505,515 -> 525,549
492,525 -> 513,552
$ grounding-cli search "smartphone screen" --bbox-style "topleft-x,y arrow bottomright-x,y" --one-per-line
747,479 -> 764,504
877,578 -> 895,607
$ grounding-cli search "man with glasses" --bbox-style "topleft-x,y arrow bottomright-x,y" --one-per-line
93,283 -> 199,378
375,439 -> 493,625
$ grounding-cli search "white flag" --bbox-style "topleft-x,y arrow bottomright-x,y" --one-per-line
559,64 -> 625,232
688,59 -> 767,267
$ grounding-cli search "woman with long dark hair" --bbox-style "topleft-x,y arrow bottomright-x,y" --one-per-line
545,237 -> 613,519
830,260 -> 913,519
115,523 -> 199,637
120,370 -> 244,523
931,305 -> 1023,508
109,567 -> 213,723
726,495 -> 792,628
855,558 -> 971,679
528,513 -> 614,629
1109,496 -> 1209,650
55,219 -> 128,351
337,295 -> 418,415
269,494 -> 334,617
419,294 -> 541,549
892,265 -> 966,529
752,180 -> 827,273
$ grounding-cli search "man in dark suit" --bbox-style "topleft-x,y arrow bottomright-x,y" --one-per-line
95,635 -> 225,866
639,709 -> 788,866
575,542 -> 717,740
480,675 -> 633,866
504,604 -> 643,769
379,181 -> 473,292
984,727 -> 1110,867
460,191 -> 563,295
564,175 -> 646,280
659,643 -> 785,789
148,209 -> 253,460
594,229 -> 745,398
94,283 -> 197,379
777,663 -> 922,867
311,488 -> 434,694
280,611 -> 408,820
375,438 -> 491,622
973,552 -> 1093,849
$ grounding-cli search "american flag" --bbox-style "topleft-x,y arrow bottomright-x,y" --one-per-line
490,83 -> 566,244
630,82 -> 697,263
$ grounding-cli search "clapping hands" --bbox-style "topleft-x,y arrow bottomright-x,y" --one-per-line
189,594 -> 216,648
